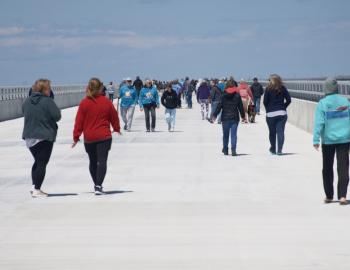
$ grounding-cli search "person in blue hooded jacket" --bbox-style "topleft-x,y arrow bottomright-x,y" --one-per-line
139,79 -> 160,132
313,77 -> 350,205
119,78 -> 137,131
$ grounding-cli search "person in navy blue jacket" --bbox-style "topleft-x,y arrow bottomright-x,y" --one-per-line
263,74 -> 291,155
139,79 -> 160,132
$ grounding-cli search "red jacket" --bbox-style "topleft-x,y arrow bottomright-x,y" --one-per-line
73,95 -> 120,143
238,83 -> 253,100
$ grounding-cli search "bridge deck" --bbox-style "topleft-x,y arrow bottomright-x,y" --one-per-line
0,101 -> 348,269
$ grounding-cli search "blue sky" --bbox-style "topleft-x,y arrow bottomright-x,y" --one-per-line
0,0 -> 349,85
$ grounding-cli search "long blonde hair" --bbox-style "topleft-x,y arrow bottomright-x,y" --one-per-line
87,77 -> 103,99
267,74 -> 283,93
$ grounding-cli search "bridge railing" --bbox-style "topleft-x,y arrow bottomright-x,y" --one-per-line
0,85 -> 86,101
256,80 -> 350,102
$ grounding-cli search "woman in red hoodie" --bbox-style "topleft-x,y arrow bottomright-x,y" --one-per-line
72,77 -> 121,195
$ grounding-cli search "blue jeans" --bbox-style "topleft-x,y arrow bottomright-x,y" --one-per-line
254,97 -> 261,113
266,115 -> 287,153
165,108 -> 176,129
222,120 -> 239,151
210,101 -> 221,122
186,94 -> 192,108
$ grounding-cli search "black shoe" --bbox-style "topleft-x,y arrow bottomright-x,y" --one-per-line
94,186 -> 106,195
146,129 -> 150,132
151,128 -> 155,132
222,148 -> 228,155
123,125 -> 127,130
231,150 -> 237,156
269,147 -> 276,155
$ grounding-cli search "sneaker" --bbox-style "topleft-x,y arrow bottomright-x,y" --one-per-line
222,148 -> 228,156
324,198 -> 333,204
30,185 -> 35,195
146,129 -> 150,132
94,186 -> 106,196
32,190 -> 48,198
123,125 -> 127,130
277,152 -> 283,156
231,150 -> 237,156
340,198 -> 347,205
151,128 -> 155,132
269,148 -> 276,155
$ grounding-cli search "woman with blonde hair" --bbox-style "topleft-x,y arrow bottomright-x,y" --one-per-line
263,74 -> 291,155
22,79 -> 61,197
72,77 -> 121,195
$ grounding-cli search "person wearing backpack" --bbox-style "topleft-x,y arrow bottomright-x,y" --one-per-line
313,77 -> 350,205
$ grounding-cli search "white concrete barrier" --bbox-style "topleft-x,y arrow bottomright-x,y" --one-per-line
287,98 -> 317,134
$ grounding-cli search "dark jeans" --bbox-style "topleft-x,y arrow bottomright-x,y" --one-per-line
186,94 -> 192,108
84,139 -> 112,187
322,143 -> 350,199
143,104 -> 156,130
108,94 -> 114,101
266,115 -> 287,153
222,120 -> 239,151
254,96 -> 261,113
29,141 -> 54,189
177,93 -> 182,108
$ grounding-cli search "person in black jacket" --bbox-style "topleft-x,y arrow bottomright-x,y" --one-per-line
161,83 -> 179,132
209,79 -> 222,123
250,77 -> 264,114
133,76 -> 143,97
211,81 -> 245,156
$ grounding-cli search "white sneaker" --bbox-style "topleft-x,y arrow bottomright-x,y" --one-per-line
32,190 -> 48,198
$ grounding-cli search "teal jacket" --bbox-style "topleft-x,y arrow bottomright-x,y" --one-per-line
313,93 -> 350,145
139,86 -> 160,108
119,85 -> 137,108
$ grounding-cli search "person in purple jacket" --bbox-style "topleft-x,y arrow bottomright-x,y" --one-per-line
196,79 -> 211,120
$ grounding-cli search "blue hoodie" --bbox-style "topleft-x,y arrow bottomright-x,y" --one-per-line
119,85 -> 137,108
139,86 -> 160,108
313,93 -> 350,145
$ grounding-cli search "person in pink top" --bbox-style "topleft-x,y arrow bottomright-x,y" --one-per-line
238,79 -> 253,123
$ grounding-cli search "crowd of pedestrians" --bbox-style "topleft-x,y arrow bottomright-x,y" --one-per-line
22,75 -> 349,205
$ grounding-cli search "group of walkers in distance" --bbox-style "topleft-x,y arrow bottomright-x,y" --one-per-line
21,74 -> 349,206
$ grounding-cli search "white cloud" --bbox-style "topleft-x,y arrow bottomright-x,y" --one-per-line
0,28 -> 256,51
0,26 -> 25,36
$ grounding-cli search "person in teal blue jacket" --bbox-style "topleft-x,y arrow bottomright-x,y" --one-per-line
139,79 -> 160,132
119,78 -> 138,131
313,77 -> 350,205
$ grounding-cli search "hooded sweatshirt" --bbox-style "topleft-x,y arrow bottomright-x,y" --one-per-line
139,86 -> 160,108
313,93 -> 350,145
22,92 -> 61,142
73,94 -> 120,143
197,82 -> 210,100
161,90 -> 179,109
119,85 -> 137,107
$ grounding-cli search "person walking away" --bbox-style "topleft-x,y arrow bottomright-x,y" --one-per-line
107,81 -> 115,102
72,77 -> 121,195
197,80 -> 211,120
172,80 -> 182,108
186,80 -> 195,109
139,79 -> 160,132
238,79 -> 254,123
263,74 -> 291,155
133,76 -> 143,98
210,79 -> 223,124
119,78 -> 137,131
22,79 -> 61,197
251,77 -> 264,115
211,81 -> 245,156
161,83 -> 179,132
313,77 -> 350,205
